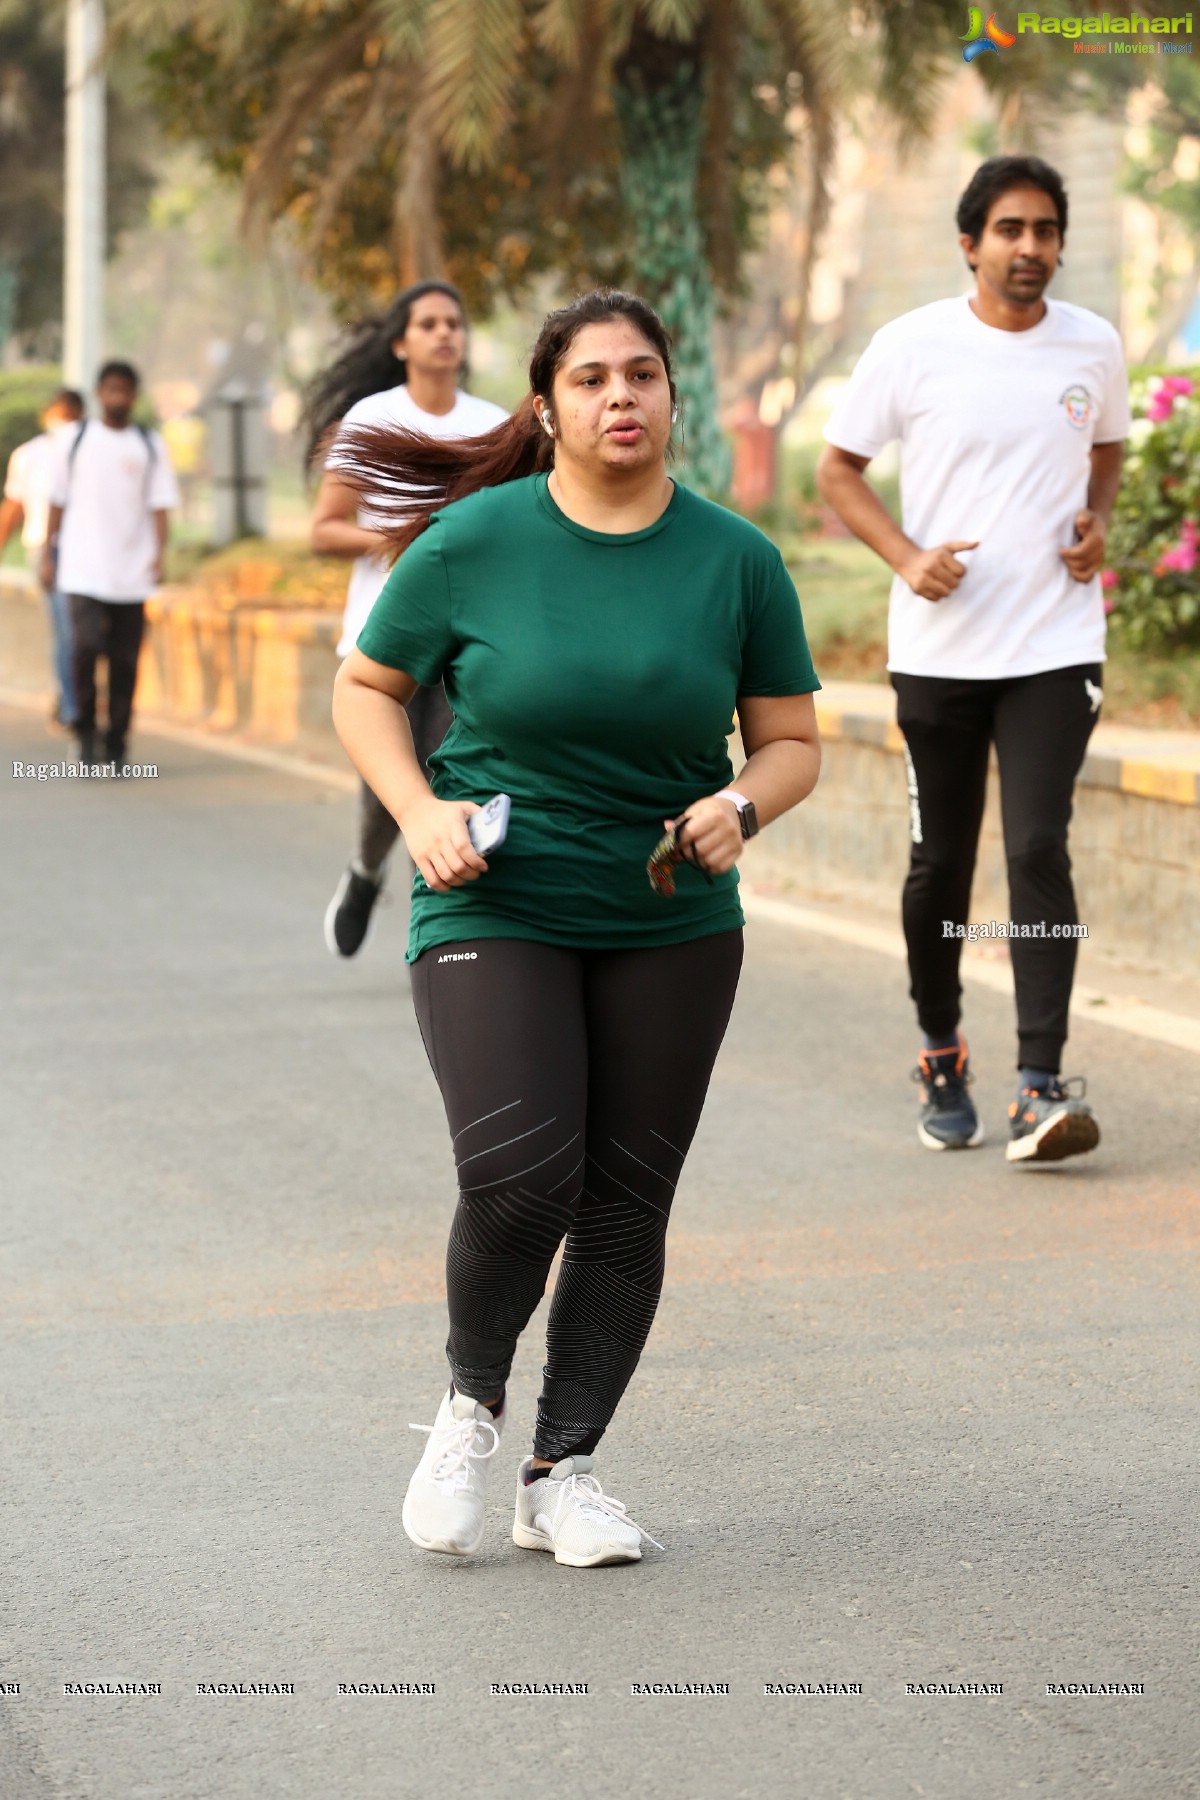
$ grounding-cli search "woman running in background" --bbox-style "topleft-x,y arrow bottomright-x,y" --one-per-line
304,282 -> 507,957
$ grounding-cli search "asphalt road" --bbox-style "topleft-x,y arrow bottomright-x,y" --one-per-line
3,705 -> 1198,1800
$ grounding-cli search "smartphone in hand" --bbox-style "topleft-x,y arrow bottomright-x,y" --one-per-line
467,793 -> 511,856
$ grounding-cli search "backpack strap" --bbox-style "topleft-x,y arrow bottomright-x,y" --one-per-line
66,418 -> 159,499
66,419 -> 88,479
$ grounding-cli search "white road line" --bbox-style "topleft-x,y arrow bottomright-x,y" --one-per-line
0,687 -> 357,792
741,891 -> 1200,1058
6,687 -> 1196,1056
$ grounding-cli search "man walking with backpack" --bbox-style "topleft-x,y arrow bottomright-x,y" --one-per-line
43,361 -> 179,772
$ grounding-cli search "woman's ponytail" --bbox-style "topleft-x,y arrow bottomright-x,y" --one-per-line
333,396 -> 552,561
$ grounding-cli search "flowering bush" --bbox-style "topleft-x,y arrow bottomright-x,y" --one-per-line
1102,367 -> 1200,650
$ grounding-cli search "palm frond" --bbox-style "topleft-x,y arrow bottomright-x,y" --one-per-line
765,0 -> 850,99
863,0 -> 962,145
531,0 -> 589,66
641,0 -> 707,40
108,0 -> 262,53
308,61 -> 401,248
377,0 -> 435,58
242,10 -> 382,224
424,0 -> 524,169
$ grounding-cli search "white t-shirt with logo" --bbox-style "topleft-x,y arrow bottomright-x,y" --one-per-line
49,421 -> 181,602
5,425 -> 78,551
823,296 -> 1131,679
328,385 -> 507,657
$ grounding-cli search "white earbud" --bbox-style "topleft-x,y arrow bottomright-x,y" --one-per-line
671,404 -> 679,424
541,413 -> 555,437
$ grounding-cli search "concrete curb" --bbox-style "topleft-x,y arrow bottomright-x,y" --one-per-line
812,684 -> 1200,810
4,570 -> 1198,978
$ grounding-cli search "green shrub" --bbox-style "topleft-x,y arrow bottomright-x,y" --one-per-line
1103,366 -> 1200,651
0,365 -> 63,477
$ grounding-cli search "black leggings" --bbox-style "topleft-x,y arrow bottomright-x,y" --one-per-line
411,931 -> 743,1461
892,663 -> 1102,1071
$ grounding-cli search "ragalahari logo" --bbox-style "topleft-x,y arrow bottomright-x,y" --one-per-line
962,9 -> 1017,59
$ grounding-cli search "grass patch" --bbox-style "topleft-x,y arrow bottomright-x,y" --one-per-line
783,537 -> 891,684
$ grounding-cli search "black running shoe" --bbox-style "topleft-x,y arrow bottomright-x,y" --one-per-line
912,1038 -> 984,1150
1006,1077 -> 1099,1164
324,865 -> 384,957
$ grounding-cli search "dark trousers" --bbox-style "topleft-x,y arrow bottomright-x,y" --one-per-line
411,931 -> 744,1461
358,681 -> 454,872
892,664 -> 1102,1072
69,595 -> 147,755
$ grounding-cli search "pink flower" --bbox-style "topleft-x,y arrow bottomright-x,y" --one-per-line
1155,520 -> 1198,576
1103,597 -> 1116,614
1145,374 -> 1196,421
1100,568 -> 1118,591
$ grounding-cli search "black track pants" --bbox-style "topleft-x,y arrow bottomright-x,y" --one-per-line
892,663 -> 1102,1072
410,931 -> 743,1460
69,595 -> 146,753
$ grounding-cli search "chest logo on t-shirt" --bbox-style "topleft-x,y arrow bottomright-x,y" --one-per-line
1059,385 -> 1094,430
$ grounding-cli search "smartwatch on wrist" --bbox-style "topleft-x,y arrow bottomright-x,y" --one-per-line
717,788 -> 759,840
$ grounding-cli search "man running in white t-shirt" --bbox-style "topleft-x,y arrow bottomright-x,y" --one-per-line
817,156 -> 1129,1164
44,361 -> 179,773
306,282 -> 506,957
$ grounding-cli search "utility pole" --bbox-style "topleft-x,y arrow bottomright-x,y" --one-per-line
64,0 -> 106,390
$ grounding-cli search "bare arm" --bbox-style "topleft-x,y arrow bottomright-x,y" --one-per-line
1060,440 -> 1124,583
38,503 -> 65,588
0,497 -> 23,558
815,445 -> 978,603
311,470 -> 390,559
1087,441 -> 1124,523
667,691 -> 822,876
331,649 -> 486,892
152,509 -> 170,584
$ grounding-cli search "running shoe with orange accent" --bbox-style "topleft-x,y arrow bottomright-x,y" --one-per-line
1006,1078 -> 1099,1163
912,1037 -> 984,1150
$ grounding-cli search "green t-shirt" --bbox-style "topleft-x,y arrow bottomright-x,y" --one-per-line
357,472 -> 819,961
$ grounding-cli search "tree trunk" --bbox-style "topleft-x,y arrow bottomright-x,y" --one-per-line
0,257 -> 18,358
615,55 -> 731,499
394,88 -> 447,283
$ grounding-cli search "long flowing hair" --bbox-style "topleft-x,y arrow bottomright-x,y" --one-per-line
301,280 -> 466,466
333,289 -> 678,562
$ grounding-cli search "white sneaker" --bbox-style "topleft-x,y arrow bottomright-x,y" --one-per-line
402,1387 -> 504,1556
512,1455 -> 662,1567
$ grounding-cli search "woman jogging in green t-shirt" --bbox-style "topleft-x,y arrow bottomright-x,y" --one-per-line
332,289 -> 821,1568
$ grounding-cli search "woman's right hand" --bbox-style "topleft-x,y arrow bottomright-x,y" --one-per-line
401,797 -> 489,892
